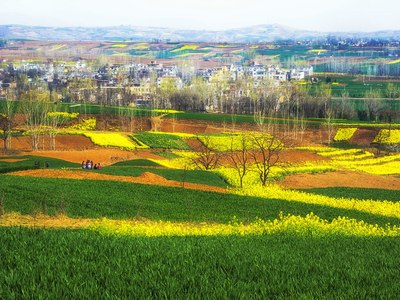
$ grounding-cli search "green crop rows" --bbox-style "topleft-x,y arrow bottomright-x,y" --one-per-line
1,227 -> 400,299
1,175 -> 399,226
134,132 -> 191,150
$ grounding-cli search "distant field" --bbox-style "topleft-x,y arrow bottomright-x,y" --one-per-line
2,41 -> 400,76
309,75 -> 400,98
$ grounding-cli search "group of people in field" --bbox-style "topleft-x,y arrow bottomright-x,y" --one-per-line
82,160 -> 102,170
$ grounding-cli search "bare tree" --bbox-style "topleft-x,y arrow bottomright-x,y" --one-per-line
0,99 -> 18,151
21,92 -> 51,151
324,106 -> 335,145
364,89 -> 383,122
227,134 -> 251,188
192,136 -> 221,170
46,108 -> 75,151
386,82 -> 400,100
317,83 -> 335,144
249,133 -> 284,186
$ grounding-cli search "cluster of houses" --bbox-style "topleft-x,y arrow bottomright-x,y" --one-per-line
199,63 -> 313,82
0,58 -> 313,104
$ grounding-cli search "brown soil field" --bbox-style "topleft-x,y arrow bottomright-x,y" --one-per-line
349,128 -> 379,146
281,170 -> 400,190
9,169 -> 227,193
9,135 -> 96,151
280,150 -> 329,164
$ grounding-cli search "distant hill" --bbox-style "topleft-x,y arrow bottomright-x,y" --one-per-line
1,24 -> 400,42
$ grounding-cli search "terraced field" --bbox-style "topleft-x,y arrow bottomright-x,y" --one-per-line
1,124 -> 400,298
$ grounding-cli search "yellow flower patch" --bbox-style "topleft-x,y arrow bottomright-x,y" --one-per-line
152,109 -> 183,114
91,213 -> 400,237
373,129 -> 400,144
171,45 -> 199,52
333,128 -> 357,142
387,59 -> 400,65
68,118 -> 96,131
82,132 -> 149,150
235,185 -> 400,219
198,133 -> 276,152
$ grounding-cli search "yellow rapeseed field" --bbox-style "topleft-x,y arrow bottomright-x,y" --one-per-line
235,185 -> 400,219
91,213 -> 400,237
333,128 -> 357,142
373,129 -> 400,144
81,132 -> 149,150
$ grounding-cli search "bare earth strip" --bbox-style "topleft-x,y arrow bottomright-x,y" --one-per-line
9,169 -> 227,193
0,213 -> 94,229
281,171 -> 400,190
0,158 -> 27,163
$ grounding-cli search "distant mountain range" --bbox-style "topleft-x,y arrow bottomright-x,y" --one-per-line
1,24 -> 400,42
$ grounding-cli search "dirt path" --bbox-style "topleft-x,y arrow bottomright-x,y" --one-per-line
281,170 -> 400,190
9,169 -> 227,193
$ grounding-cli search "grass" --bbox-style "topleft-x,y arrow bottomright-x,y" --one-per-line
0,156 -> 78,173
99,165 -> 229,188
111,159 -> 161,167
309,75 -> 400,99
1,175 -> 399,226
134,132 -> 191,150
304,187 -> 400,202
154,151 -> 181,159
1,227 -> 400,299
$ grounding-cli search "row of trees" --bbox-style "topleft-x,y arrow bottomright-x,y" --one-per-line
0,97 -> 76,152
3,65 -> 399,123
192,133 -> 284,187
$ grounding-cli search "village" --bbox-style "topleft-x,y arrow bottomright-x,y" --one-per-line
0,57 -> 313,108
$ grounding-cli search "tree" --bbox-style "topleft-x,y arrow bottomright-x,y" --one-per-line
158,77 -> 178,109
192,136 -> 221,170
227,134 -> 251,188
337,91 -> 354,120
364,89 -> 383,122
46,108 -> 77,150
68,78 -> 95,115
210,67 -> 229,113
386,82 -> 400,100
317,83 -> 335,144
21,91 -> 51,151
189,76 -> 212,111
0,99 -> 18,151
252,77 -> 280,132
16,74 -> 30,98
249,133 -> 284,186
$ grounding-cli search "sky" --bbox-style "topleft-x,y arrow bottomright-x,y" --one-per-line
1,0 -> 400,32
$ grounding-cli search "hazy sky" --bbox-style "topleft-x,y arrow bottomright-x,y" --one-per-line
1,0 -> 399,32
